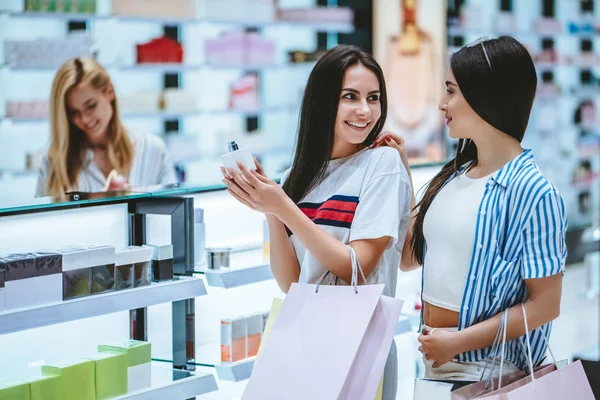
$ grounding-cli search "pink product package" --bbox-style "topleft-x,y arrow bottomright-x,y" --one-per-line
205,34 -> 245,66
206,32 -> 275,66
6,101 -> 49,119
246,34 -> 276,65
278,7 -> 353,23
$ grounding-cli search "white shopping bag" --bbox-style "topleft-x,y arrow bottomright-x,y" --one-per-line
243,245 -> 403,400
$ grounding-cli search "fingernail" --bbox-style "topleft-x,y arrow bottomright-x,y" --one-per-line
385,137 -> 391,142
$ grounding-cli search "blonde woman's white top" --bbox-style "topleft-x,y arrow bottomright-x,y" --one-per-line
35,132 -> 177,197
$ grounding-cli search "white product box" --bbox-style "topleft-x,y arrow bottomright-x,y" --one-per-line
116,246 -> 152,267
1,254 -> 36,311
128,362 -> 152,393
33,274 -> 63,306
87,245 -> 115,267
31,251 -> 63,306
60,246 -> 90,272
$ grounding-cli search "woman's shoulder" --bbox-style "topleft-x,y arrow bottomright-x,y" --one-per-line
512,161 -> 560,196
360,147 -> 405,177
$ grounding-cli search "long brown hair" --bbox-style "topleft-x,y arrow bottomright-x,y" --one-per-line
46,57 -> 133,196
283,45 -> 388,203
411,36 -> 537,263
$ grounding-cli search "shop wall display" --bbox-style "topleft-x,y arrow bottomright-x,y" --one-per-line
446,0 -> 600,232
0,0 -> 354,201
373,0 -> 447,164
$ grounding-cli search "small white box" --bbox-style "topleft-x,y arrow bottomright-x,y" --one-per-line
2,254 -> 36,311
60,246 -> 90,272
128,362 -> 152,393
142,244 -> 173,261
5,278 -> 34,310
33,274 -> 63,306
87,245 -> 115,267
116,246 -> 152,267
32,251 -> 63,306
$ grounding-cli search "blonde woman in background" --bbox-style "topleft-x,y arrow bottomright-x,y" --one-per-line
35,57 -> 177,197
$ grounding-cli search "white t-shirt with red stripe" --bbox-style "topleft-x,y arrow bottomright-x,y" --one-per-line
282,147 -> 412,297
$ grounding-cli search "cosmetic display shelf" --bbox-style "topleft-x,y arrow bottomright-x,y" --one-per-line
0,276 -> 207,335
3,62 -> 316,73
201,263 -> 272,288
4,11 -> 355,33
3,10 -> 94,21
195,342 -> 255,382
196,248 -> 272,289
447,26 -> 598,39
114,362 -> 218,400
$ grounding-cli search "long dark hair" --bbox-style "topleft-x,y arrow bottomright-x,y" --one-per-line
412,36 -> 537,263
282,45 -> 388,204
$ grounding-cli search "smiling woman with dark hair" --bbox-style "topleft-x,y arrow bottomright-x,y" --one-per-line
221,44 -> 412,398
376,36 -> 567,384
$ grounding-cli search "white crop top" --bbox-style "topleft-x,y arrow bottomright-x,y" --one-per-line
422,172 -> 491,312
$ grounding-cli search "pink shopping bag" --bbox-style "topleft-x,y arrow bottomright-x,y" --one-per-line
478,304 -> 595,399
479,360 -> 594,400
339,294 -> 404,400
242,282 -> 384,400
243,245 -> 403,400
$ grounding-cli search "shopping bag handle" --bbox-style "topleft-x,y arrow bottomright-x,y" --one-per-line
480,309 -> 509,390
520,302 -> 561,389
315,244 -> 367,294
480,303 -> 559,390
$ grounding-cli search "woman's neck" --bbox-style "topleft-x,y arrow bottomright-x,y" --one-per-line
469,130 -> 523,178
330,141 -> 364,160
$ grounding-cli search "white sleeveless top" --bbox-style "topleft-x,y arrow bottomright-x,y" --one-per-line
422,171 -> 491,312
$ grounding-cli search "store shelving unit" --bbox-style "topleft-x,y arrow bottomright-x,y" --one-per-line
0,276 -> 206,335
3,10 -> 355,33
0,194 -> 216,400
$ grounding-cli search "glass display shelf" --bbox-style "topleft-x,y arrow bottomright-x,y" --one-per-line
115,361 -> 218,400
195,248 -> 273,289
0,190 -> 147,217
2,10 -> 355,33
0,276 -> 207,335
3,62 -> 316,73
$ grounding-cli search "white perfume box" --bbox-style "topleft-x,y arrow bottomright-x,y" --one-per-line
87,245 -> 116,267
2,254 -> 36,311
34,274 -> 63,306
31,251 -> 63,306
128,362 -> 152,393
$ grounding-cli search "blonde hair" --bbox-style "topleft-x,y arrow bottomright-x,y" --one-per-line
46,57 -> 134,196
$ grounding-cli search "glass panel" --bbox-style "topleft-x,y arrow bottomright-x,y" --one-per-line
0,191 -> 148,216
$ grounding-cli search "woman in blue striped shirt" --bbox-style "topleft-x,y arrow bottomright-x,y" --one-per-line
376,36 -> 567,381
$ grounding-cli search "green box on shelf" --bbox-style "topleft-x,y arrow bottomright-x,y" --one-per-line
0,380 -> 30,399
28,374 -> 63,400
98,340 -> 151,367
85,351 -> 128,399
41,359 -> 95,400
98,340 -> 152,393
71,0 -> 96,13
50,0 -> 72,12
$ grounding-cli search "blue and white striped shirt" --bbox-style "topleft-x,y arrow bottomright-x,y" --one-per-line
422,149 -> 567,370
